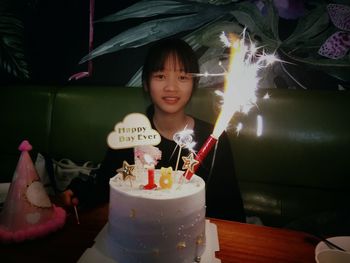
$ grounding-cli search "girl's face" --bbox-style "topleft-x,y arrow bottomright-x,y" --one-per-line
148,54 -> 194,115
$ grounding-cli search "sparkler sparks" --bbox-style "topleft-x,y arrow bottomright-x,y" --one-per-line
213,30 -> 278,138
184,29 -> 278,181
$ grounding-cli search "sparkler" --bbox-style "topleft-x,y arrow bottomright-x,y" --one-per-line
184,30 -> 278,181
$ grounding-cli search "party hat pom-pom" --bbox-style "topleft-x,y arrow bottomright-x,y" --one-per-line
18,140 -> 32,152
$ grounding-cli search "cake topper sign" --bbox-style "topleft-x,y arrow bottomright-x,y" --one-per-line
107,113 -> 161,149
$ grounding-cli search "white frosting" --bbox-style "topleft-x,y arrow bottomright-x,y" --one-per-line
107,170 -> 206,263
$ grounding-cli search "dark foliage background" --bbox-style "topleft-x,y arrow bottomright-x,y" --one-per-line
1,0 -> 349,90
1,0 -> 145,86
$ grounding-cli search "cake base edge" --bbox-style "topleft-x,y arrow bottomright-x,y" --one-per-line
77,220 -> 221,263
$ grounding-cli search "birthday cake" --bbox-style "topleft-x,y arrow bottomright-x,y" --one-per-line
104,114 -> 207,263
107,170 -> 206,263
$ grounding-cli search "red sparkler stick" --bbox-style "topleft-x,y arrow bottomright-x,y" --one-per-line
184,135 -> 218,181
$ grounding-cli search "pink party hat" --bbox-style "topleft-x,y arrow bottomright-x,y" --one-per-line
0,140 -> 66,243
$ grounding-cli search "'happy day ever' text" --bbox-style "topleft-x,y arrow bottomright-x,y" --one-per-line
117,127 -> 157,142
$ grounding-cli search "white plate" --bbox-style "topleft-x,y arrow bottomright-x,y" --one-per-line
315,236 -> 350,263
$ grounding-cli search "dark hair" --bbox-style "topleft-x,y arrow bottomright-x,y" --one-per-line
142,38 -> 199,91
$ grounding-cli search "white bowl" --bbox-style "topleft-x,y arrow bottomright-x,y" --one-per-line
315,236 -> 350,263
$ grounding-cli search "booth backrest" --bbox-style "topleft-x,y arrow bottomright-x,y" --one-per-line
230,89 -> 350,225
2,85 -> 350,227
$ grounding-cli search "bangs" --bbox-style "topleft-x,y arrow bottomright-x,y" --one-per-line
142,38 -> 199,88
150,50 -> 195,73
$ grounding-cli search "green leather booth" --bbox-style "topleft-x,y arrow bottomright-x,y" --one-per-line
1,85 -> 350,229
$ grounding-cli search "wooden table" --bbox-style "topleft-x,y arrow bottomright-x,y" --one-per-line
1,203 -> 318,263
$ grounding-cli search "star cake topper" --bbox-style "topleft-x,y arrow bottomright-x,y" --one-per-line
117,161 -> 136,181
182,153 -> 199,173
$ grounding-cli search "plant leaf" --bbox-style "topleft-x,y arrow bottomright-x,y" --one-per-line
318,31 -> 350,59
126,18 -> 239,87
323,66 -> 350,82
327,3 -> 350,31
283,4 -> 329,47
279,49 -> 350,82
80,9 -> 226,64
96,0 -> 205,23
231,1 -> 280,50
0,13 -> 29,79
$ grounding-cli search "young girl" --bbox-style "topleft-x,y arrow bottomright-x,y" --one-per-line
62,38 -> 246,222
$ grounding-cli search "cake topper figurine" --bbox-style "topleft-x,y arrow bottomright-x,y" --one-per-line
108,113 -> 161,189
143,154 -> 158,190
173,128 -> 195,172
107,113 -> 161,150
182,153 -> 199,174
134,145 -> 161,190
117,161 -> 136,187
159,167 -> 173,189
